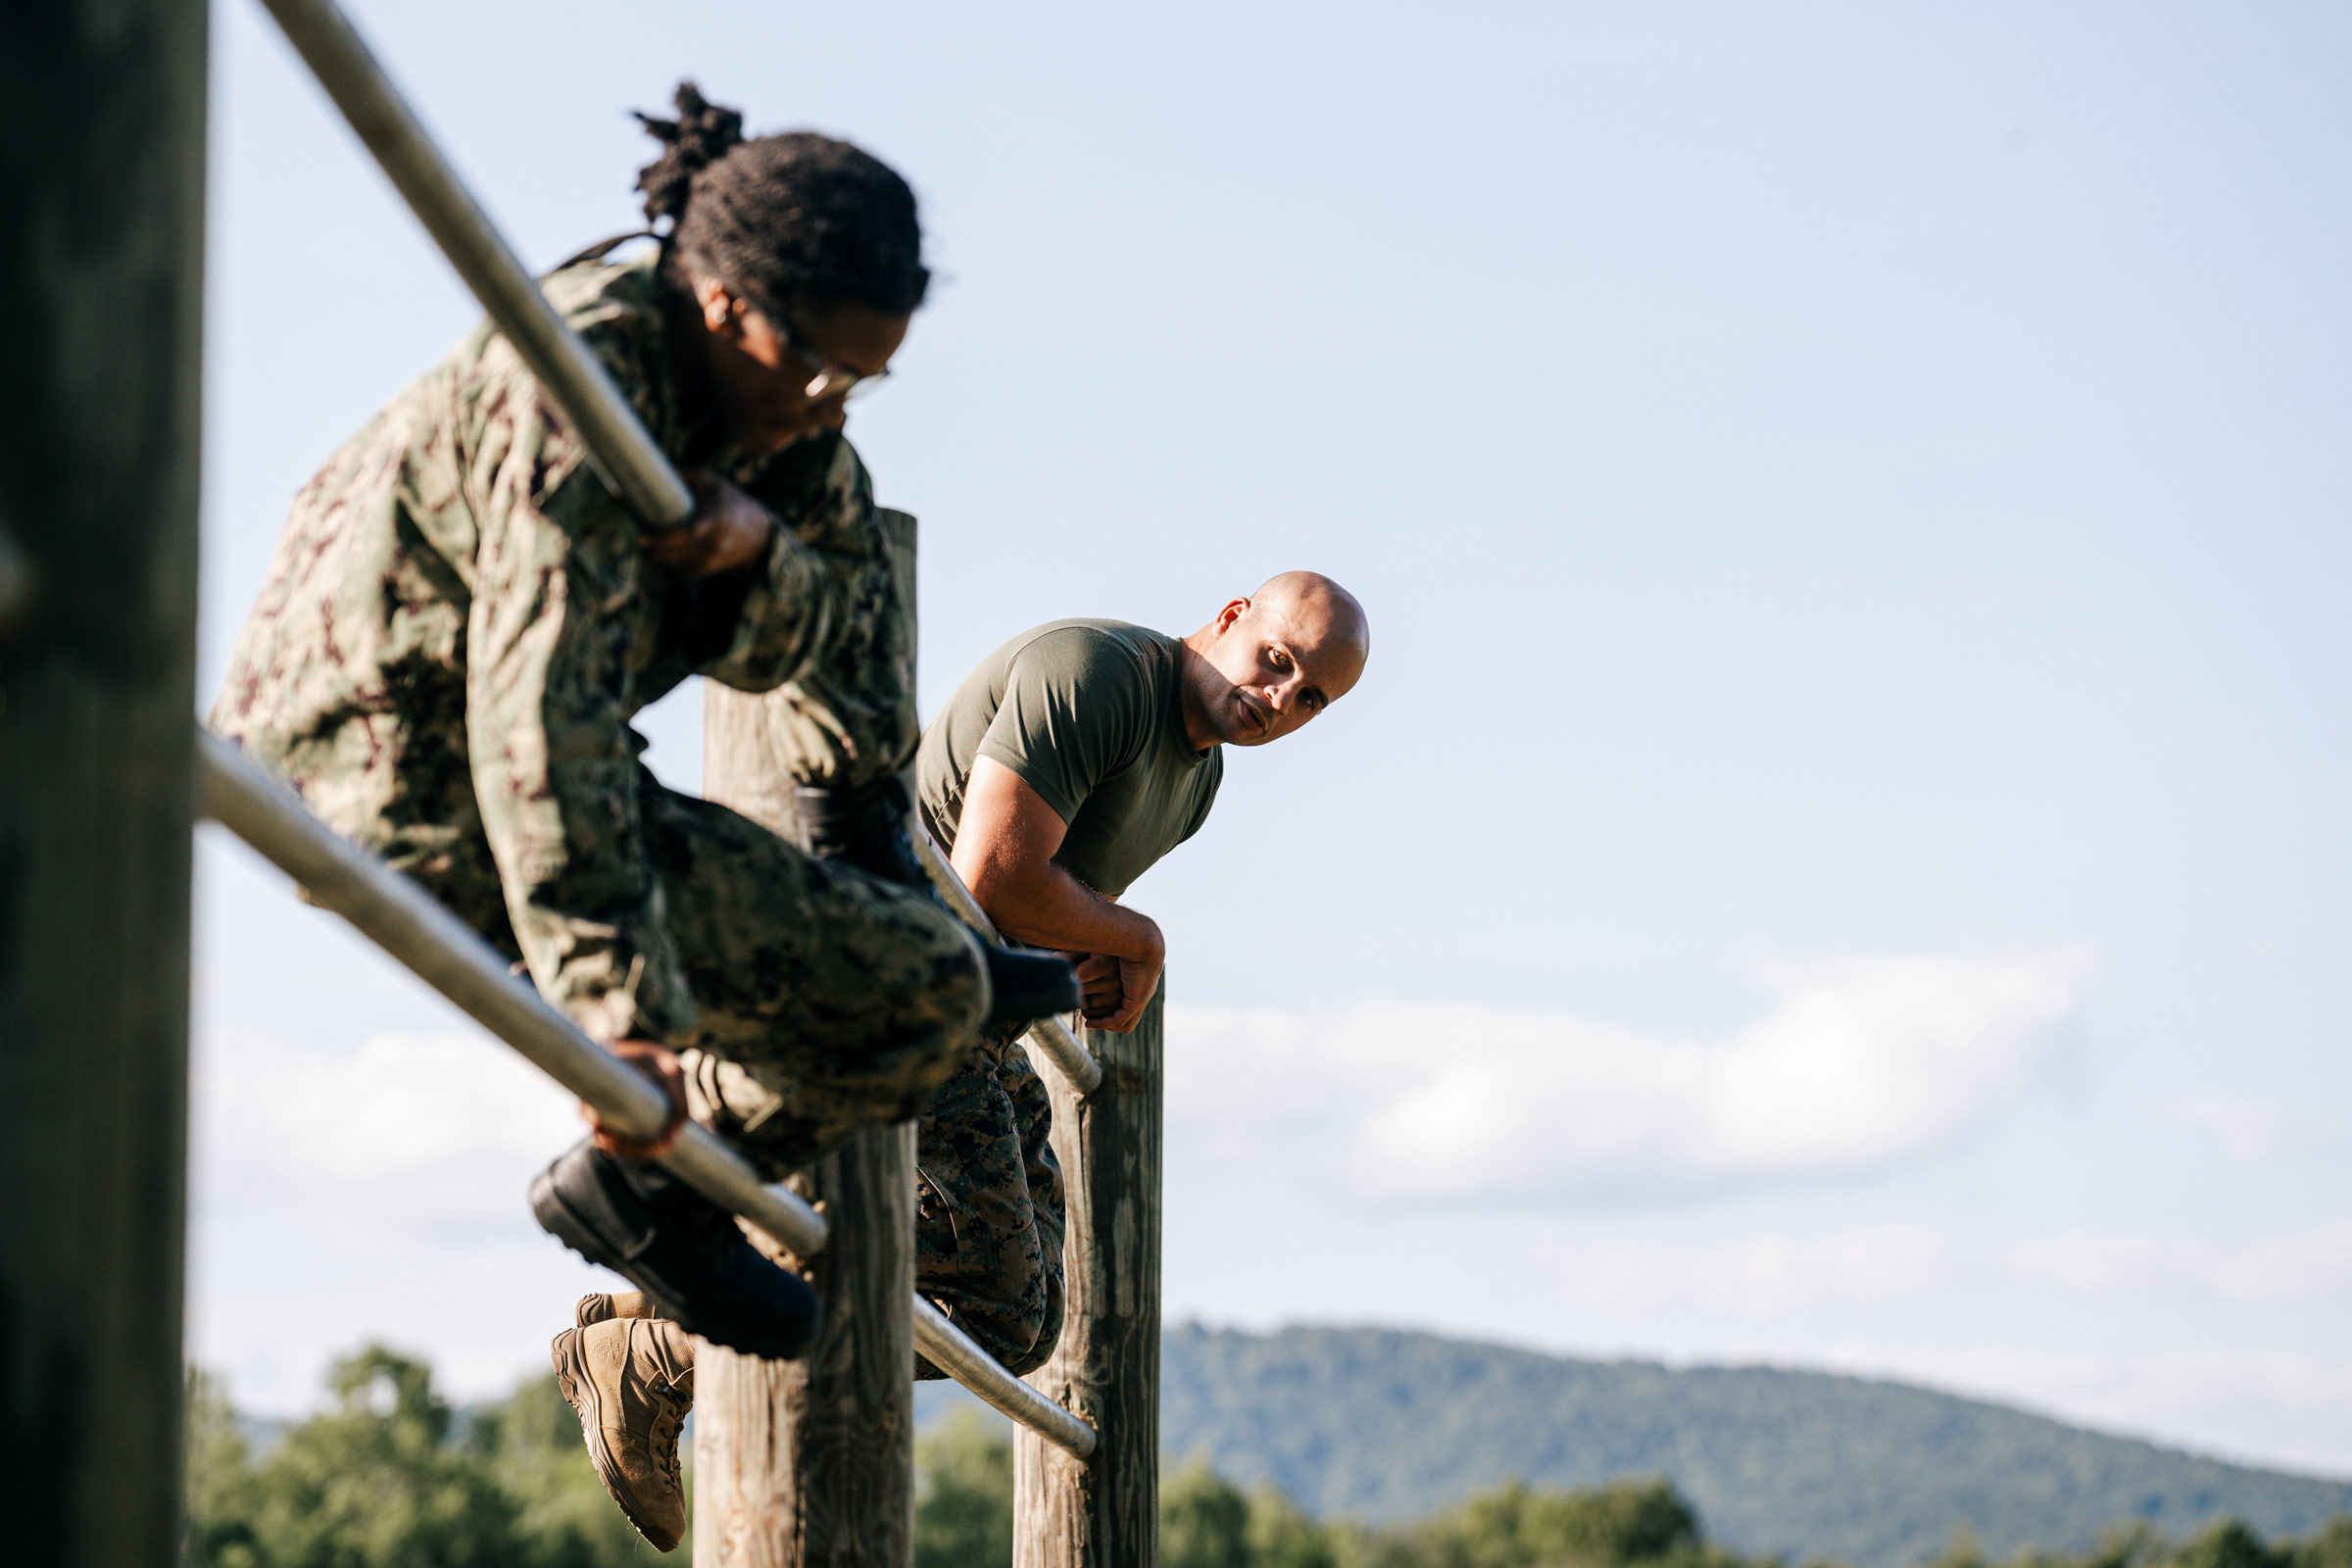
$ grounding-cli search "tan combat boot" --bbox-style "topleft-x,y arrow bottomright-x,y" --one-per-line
574,1290 -> 657,1327
550,1315 -> 697,1552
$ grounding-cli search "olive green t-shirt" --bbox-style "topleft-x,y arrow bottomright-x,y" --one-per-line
916,619 -> 1223,898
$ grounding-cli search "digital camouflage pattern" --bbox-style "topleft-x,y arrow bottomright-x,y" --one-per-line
631,782 -> 983,1169
687,1021 -> 1067,1373
211,251 -> 935,1052
914,1029 -> 1065,1375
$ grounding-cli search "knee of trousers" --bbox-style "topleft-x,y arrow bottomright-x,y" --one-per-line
913,1210 -> 1063,1373
995,1268 -> 1065,1378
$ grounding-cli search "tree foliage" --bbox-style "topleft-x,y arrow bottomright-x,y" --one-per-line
184,1347 -> 669,1568
1160,1326 -> 2352,1565
918,1411 -> 1019,1568
908,1424 -> 2352,1568
186,1347 -> 2352,1568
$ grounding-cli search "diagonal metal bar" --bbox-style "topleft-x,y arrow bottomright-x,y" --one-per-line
196,732 -> 827,1259
256,0 -> 694,530
206,733 -> 1102,1452
913,1297 -> 1098,1458
909,825 -> 1105,1096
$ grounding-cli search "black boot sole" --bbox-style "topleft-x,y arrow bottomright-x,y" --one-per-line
984,946 -> 1081,1033
529,1146 -> 820,1361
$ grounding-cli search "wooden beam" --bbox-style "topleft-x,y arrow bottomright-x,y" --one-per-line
696,681 -> 915,1568
1013,990 -> 1165,1568
0,1 -> 207,1561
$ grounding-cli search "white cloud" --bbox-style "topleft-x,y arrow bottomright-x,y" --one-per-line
1807,1344 -> 2352,1477
1532,1224 -> 1948,1314
197,1025 -> 583,1231
2162,1096 -> 2303,1163
2011,1216 -> 2352,1305
1166,950 -> 2087,1205
190,1025 -> 604,1410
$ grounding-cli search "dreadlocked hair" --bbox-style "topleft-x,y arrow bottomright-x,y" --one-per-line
634,81 -> 929,320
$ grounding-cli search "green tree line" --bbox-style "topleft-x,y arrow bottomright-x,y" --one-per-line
185,1348 -> 665,1567
184,1347 -> 2352,1568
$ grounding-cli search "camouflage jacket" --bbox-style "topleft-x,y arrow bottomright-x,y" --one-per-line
211,252 -> 916,1043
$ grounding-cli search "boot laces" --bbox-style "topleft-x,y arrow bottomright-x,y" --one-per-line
649,1388 -> 686,1487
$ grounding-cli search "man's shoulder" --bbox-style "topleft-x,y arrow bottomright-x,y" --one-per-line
1002,619 -> 1175,685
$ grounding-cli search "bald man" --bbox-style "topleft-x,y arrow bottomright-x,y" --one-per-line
553,574 -> 1369,1547
933,569 -> 1371,1036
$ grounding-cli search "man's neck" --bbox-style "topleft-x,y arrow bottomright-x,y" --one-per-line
1176,625 -> 1221,754
662,288 -> 725,463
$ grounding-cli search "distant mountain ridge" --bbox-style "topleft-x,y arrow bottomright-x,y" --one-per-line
921,1323 -> 2352,1567
1154,1325 -> 2352,1567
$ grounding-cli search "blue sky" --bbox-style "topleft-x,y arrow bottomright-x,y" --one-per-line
192,0 -> 2352,1479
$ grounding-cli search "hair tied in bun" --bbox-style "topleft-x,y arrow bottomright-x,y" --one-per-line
633,81 -> 748,229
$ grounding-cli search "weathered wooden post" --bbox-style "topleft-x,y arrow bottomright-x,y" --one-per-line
691,1104 -> 914,1568
0,0 -> 207,1562
1014,988 -> 1164,1568
693,506 -> 918,1566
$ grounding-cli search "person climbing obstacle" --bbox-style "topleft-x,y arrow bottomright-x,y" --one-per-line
208,80 -> 1079,1478
557,570 -> 1370,1549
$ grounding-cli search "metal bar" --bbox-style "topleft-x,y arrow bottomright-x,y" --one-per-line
204,733 -> 1103,1456
256,0 -> 694,530
913,1297 -> 1098,1458
909,825 -> 1105,1096
196,733 -> 827,1259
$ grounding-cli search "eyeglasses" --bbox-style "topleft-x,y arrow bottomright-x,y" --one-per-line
775,314 -> 890,405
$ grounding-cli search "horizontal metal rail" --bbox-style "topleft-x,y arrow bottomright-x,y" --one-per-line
913,1298 -> 1097,1457
197,734 -> 826,1259
910,826 -> 1104,1096
257,0 -> 694,530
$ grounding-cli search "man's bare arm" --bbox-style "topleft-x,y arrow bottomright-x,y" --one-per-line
952,757 -> 1163,1031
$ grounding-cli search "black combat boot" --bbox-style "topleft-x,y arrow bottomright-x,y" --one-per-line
975,947 -> 1085,1035
528,1140 -> 820,1361
794,776 -> 1081,1033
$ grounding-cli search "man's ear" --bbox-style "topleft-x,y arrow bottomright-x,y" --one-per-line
694,276 -> 743,338
1216,596 -> 1251,634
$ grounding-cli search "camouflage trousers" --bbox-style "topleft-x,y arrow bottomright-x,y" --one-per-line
641,778 -> 988,1174
914,1029 -> 1065,1377
695,1019 -> 1066,1376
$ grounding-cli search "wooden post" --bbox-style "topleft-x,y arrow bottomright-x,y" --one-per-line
0,1 -> 207,1563
696,683 -> 915,1568
693,1118 -> 915,1568
1014,989 -> 1164,1568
